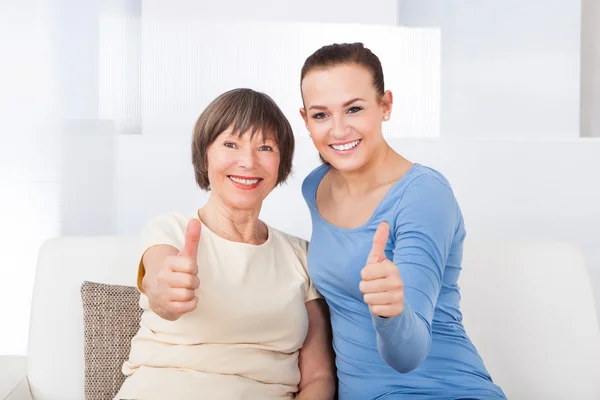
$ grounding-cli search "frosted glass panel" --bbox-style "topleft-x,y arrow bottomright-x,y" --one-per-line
59,120 -> 117,236
98,2 -> 141,134
399,0 -> 581,138
142,0 -> 399,26
139,20 -> 440,138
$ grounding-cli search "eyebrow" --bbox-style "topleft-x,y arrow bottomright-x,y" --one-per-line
308,97 -> 365,111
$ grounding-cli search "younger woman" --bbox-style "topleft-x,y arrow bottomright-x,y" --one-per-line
299,43 -> 506,400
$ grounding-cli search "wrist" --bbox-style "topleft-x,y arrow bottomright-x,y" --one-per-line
372,299 -> 408,331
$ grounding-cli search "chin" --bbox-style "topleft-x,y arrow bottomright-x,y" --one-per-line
224,196 -> 262,211
219,187 -> 264,210
325,152 -> 368,172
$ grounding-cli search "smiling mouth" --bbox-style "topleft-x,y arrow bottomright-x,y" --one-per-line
329,139 -> 362,152
228,175 -> 263,187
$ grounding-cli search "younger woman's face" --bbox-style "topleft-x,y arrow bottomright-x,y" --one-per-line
300,63 -> 392,173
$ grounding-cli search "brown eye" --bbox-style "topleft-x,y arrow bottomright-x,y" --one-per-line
223,141 -> 237,148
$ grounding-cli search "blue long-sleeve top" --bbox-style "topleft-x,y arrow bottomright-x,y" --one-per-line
302,163 -> 506,400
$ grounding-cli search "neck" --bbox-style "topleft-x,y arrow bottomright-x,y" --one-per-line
333,143 -> 408,196
199,195 -> 266,245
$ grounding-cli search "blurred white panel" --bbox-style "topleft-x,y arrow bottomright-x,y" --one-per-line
139,20 -> 440,138
52,0 -> 101,120
0,182 -> 61,355
115,134 -> 206,235
99,0 -> 142,134
0,126 -> 63,183
142,0 -> 399,25
0,2 -> 59,122
0,0 -> 62,356
59,120 -> 117,236
398,0 -> 581,138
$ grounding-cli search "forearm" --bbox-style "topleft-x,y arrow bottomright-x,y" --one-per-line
372,300 -> 431,373
297,300 -> 336,400
140,245 -> 178,291
140,245 -> 181,320
297,376 -> 336,400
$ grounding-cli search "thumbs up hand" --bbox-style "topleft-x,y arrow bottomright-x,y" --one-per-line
359,222 -> 404,318
152,219 -> 201,321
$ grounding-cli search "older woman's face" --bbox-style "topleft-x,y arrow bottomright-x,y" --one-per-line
206,126 -> 280,212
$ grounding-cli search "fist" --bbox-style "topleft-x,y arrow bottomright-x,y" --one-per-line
359,222 -> 404,318
151,219 -> 201,321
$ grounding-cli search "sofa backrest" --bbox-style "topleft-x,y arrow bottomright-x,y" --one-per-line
27,236 -> 600,399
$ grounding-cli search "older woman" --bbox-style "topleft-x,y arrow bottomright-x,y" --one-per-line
116,89 -> 335,400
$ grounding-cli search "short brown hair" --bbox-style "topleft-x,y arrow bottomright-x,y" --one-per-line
191,88 -> 294,190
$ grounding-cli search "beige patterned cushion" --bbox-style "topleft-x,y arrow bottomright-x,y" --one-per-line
80,281 -> 142,400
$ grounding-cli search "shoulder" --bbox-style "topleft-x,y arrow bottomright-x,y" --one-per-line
267,226 -> 310,274
269,228 -> 313,288
140,212 -> 198,249
268,226 -> 309,259
394,165 -> 457,207
387,165 -> 461,232
268,226 -> 321,301
143,212 -> 194,233
301,164 -> 331,203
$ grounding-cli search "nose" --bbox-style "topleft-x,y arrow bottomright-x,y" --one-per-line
330,114 -> 351,140
237,146 -> 256,169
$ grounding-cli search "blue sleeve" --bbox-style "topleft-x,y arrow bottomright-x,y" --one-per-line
372,174 -> 459,373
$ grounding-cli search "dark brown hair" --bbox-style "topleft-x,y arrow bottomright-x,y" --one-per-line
300,43 -> 385,165
191,88 -> 294,190
300,42 -> 385,98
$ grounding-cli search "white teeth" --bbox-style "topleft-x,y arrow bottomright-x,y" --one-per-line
229,176 -> 260,186
331,140 -> 360,151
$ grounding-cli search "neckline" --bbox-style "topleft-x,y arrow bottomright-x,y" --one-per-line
194,211 -> 273,248
311,163 -> 420,233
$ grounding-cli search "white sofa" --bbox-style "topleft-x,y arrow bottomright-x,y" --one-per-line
1,235 -> 599,400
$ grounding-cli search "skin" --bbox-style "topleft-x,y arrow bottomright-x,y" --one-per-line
300,63 -> 414,319
141,127 -> 335,399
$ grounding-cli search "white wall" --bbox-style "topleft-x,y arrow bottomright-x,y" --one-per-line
136,20 -> 440,138
398,0 -> 581,138
59,120 -> 117,236
53,0 -> 101,120
0,5 -> 435,355
99,0 -> 141,135
0,1 -> 62,355
2,0 -> 596,359
142,0 -> 399,25
581,0 -> 600,137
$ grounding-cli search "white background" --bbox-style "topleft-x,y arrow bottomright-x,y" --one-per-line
398,0 -> 582,138
1,0 -> 598,356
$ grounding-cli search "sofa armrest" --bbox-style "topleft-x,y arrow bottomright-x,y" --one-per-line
0,356 -> 32,400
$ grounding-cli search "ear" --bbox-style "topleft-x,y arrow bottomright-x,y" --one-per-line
382,90 -> 393,116
299,107 -> 309,128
